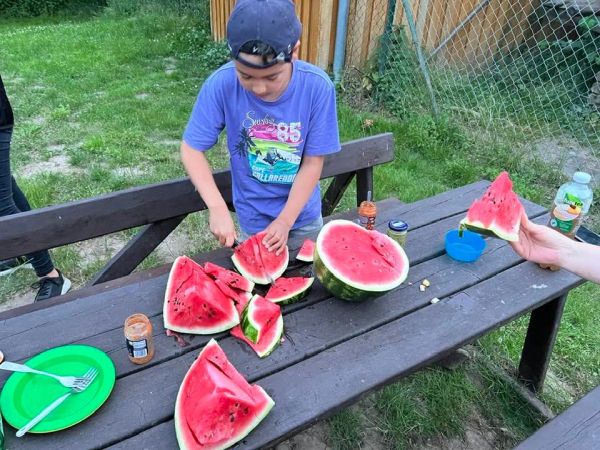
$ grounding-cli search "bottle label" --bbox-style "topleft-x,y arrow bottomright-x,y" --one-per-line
550,192 -> 584,234
564,192 -> 583,209
127,338 -> 148,359
359,214 -> 376,230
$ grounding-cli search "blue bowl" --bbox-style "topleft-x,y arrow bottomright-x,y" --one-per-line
445,229 -> 486,262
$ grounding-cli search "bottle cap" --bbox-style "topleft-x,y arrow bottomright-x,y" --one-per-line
388,220 -> 408,232
573,171 -> 591,184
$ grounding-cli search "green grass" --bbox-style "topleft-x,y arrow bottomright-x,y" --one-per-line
1,7 -> 599,449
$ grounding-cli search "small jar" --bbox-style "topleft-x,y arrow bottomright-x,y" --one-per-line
358,201 -> 377,230
124,313 -> 155,365
387,220 -> 409,246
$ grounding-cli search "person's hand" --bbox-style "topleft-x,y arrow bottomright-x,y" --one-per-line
208,205 -> 237,247
262,218 -> 291,255
509,211 -> 572,267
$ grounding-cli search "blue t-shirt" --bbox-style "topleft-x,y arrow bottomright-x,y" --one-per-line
183,60 -> 341,234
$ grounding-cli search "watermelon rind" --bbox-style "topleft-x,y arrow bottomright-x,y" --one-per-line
241,294 -> 263,343
164,256 -> 239,334
314,220 -> 409,301
459,219 -> 520,242
232,315 -> 284,358
296,239 -> 315,262
174,339 -> 274,450
265,277 -> 314,305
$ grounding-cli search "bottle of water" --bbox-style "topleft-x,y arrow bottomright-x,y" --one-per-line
548,172 -> 594,238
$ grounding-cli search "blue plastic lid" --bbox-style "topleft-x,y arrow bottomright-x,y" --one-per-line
573,172 -> 591,184
388,220 -> 408,232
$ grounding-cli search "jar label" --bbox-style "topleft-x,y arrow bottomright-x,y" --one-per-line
127,338 -> 148,359
359,214 -> 376,230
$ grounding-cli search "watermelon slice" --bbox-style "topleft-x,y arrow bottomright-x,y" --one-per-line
203,261 -> 254,292
460,171 -> 524,242
314,220 -> 409,301
231,295 -> 283,358
296,239 -> 315,262
234,291 -> 253,316
175,339 -> 274,449
231,232 -> 289,284
164,256 -> 239,334
265,276 -> 314,305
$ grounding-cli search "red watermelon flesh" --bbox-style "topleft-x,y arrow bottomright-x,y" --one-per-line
231,295 -> 283,358
203,261 -> 254,292
164,256 -> 239,334
317,222 -> 408,288
175,339 -> 274,449
460,171 -> 523,241
296,239 -> 315,262
231,233 -> 289,285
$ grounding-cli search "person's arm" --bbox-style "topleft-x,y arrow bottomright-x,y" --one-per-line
262,155 -> 324,254
510,212 -> 600,283
181,141 -> 236,247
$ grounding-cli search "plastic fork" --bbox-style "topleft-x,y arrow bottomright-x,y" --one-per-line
16,367 -> 99,437
0,356 -> 94,389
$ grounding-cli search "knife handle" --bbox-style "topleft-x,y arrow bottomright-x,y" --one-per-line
16,392 -> 72,437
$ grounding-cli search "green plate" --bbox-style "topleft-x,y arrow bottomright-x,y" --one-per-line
0,345 -> 116,433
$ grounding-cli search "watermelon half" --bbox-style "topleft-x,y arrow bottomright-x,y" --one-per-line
231,295 -> 283,358
164,256 -> 239,334
265,276 -> 314,305
175,339 -> 274,450
296,239 -> 315,262
314,220 -> 409,301
460,171 -> 524,242
231,232 -> 289,284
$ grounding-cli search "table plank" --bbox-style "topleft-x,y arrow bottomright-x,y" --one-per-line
108,260 -> 582,450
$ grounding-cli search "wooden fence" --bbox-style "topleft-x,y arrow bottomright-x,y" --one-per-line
210,0 -> 540,70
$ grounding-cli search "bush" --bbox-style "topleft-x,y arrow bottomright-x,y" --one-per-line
104,0 -> 207,16
0,0 -> 105,16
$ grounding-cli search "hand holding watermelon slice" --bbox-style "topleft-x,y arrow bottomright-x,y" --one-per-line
460,171 -> 524,242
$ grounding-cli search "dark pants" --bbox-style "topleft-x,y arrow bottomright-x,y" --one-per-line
0,127 -> 54,277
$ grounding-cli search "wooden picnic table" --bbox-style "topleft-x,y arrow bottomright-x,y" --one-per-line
0,181 -> 585,449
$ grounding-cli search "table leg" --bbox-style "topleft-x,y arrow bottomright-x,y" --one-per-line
518,293 -> 568,393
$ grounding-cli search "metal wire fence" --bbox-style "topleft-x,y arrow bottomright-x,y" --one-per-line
340,0 -> 600,155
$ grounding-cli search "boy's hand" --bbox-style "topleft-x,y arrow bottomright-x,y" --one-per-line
262,219 -> 291,255
209,205 -> 237,247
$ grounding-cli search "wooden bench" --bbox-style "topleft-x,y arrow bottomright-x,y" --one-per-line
515,385 -> 600,449
0,132 -> 394,294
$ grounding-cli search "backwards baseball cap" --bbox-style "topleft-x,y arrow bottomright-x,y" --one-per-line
227,0 -> 302,69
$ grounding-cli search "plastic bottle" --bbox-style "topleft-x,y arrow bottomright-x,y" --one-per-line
548,172 -> 594,238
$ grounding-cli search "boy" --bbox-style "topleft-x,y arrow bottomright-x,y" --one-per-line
181,0 -> 340,255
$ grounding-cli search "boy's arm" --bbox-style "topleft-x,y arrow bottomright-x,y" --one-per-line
263,155 -> 324,253
181,141 -> 237,247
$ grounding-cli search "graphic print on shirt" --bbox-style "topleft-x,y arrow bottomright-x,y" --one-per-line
235,111 -> 302,185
